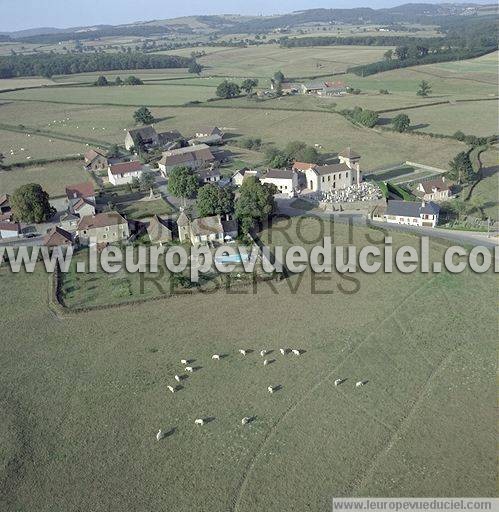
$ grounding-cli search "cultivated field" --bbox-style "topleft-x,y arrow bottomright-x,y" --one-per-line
0,219 -> 495,511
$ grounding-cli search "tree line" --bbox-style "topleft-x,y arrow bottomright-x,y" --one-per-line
0,52 -> 192,79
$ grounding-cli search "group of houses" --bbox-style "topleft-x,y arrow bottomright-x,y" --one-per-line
270,80 -> 348,97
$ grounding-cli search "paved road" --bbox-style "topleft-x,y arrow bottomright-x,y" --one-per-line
275,199 -> 499,250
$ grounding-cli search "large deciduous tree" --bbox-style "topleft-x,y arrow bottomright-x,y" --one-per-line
133,106 -> 154,125
392,113 -> 411,132
196,184 -> 234,217
235,177 -> 276,234
168,166 -> 199,206
11,183 -> 55,223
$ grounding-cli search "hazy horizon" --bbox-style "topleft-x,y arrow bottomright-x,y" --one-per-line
1,0 -> 491,33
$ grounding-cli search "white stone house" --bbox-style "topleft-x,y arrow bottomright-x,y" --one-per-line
384,200 -> 440,228
260,169 -> 299,197
107,161 -> 144,186
0,221 -> 20,239
158,144 -> 215,175
231,168 -> 259,187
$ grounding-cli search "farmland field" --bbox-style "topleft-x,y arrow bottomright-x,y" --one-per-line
0,218 -> 495,511
0,160 -> 89,196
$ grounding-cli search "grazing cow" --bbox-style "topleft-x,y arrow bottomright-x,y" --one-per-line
260,350 -> 267,357
334,379 -> 343,386
180,359 -> 188,365
279,348 -> 286,355
263,359 -> 269,366
292,349 -> 301,356
239,349 -> 247,355
194,418 -> 205,426
241,417 -> 251,425
174,375 -> 181,382
156,429 -> 165,441
167,385 -> 175,393
212,354 -> 220,360
356,381 -> 365,388
185,366 -> 194,373
267,386 -> 274,394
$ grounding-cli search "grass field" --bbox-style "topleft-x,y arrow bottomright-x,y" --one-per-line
117,197 -> 174,219
0,161 -> 89,196
0,218 -> 495,511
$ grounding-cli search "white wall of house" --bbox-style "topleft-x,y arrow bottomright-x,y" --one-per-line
304,169 -> 353,193
0,228 -> 19,239
108,169 -> 143,186
260,175 -> 298,197
384,213 -> 438,228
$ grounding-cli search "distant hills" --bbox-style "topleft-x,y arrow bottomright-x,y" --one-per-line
1,3 -> 497,41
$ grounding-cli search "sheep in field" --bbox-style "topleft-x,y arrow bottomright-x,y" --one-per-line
180,359 -> 188,365
356,381 -> 365,388
212,354 -> 220,360
263,359 -> 269,366
292,349 -> 301,356
239,349 -> 247,355
167,385 -> 175,393
334,379 -> 343,386
260,350 -> 267,357
241,417 -> 251,425
185,366 -> 194,373
174,375 -> 181,382
194,418 -> 205,426
279,348 -> 286,355
156,429 -> 165,441
267,386 -> 274,394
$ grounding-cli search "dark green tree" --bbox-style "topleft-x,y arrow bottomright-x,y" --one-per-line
125,75 -> 143,85
383,49 -> 393,61
395,46 -> 409,60
235,177 -> 276,234
139,171 -> 156,192
216,81 -> 241,99
188,60 -> 202,74
168,166 -> 199,206
133,106 -> 154,125
392,113 -> 411,132
197,184 -> 234,217
273,70 -> 285,83
417,80 -> 431,97
241,78 -> 258,95
11,183 -> 55,223
94,75 -> 108,86
447,151 -> 475,184
115,76 -> 123,86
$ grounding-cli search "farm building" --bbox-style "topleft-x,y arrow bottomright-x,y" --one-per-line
43,226 -> 73,248
124,126 -> 183,151
147,215 -> 175,244
384,200 -> 440,228
302,80 -> 348,96
59,212 -> 80,232
83,148 -> 108,172
0,221 -> 20,239
260,169 -> 299,197
76,212 -> 130,246
416,177 -> 454,202
107,161 -> 144,186
72,197 -> 96,217
191,126 -> 224,145
0,194 -> 12,222
158,144 -> 215,175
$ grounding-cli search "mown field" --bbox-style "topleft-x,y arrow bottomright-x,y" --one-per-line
0,219 -> 495,512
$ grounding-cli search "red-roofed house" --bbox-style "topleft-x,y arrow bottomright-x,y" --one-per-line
44,226 -> 73,248
107,161 -> 144,186
0,221 -> 21,239
66,182 -> 95,202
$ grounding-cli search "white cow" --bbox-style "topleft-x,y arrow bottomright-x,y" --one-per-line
279,348 -> 286,355
174,375 -> 181,382
334,379 -> 343,386
185,366 -> 194,373
180,359 -> 188,365
356,381 -> 365,388
260,350 -> 267,357
212,354 -> 220,360
263,359 -> 269,366
239,349 -> 247,355
241,417 -> 251,425
267,386 -> 274,394
292,349 -> 301,356
156,429 -> 165,441
167,385 -> 175,393
194,418 -> 205,426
